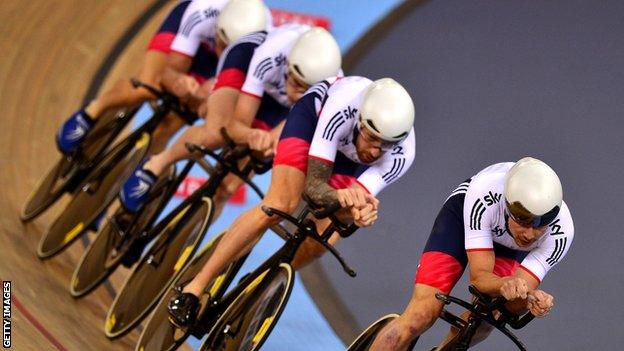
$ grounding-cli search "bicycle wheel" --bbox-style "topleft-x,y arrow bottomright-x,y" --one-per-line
200,263 -> 294,351
347,314 -> 400,351
20,108 -> 134,221
69,164 -> 177,297
105,197 -> 214,339
136,231 -> 245,351
37,132 -> 151,259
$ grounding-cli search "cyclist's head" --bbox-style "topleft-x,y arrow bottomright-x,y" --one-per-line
216,0 -> 269,53
286,27 -> 341,103
355,78 -> 414,163
504,157 -> 562,244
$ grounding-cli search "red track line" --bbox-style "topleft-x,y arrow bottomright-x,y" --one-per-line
11,293 -> 69,351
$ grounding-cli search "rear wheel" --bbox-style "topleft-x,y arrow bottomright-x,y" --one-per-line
20,108 -> 131,221
347,314 -> 400,351
37,132 -> 151,259
105,197 -> 214,339
69,164 -> 176,297
200,264 -> 294,351
135,232 -> 244,351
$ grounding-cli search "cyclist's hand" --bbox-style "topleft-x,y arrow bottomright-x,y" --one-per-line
171,75 -> 200,102
336,188 -> 377,210
500,277 -> 529,300
352,203 -> 378,227
527,290 -> 554,317
246,128 -> 273,157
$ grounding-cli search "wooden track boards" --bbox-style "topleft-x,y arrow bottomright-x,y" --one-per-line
0,1 -> 190,350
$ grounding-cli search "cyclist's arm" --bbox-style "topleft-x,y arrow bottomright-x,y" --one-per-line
304,157 -> 338,207
226,93 -> 262,144
467,250 -> 540,296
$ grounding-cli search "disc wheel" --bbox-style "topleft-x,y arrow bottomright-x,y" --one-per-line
105,197 -> 213,339
347,314 -> 400,351
37,132 -> 151,259
135,231 -> 243,351
69,164 -> 176,297
200,263 -> 294,351
20,108 -> 129,221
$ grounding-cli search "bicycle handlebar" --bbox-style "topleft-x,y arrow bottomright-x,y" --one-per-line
260,204 -> 357,277
131,78 -> 198,125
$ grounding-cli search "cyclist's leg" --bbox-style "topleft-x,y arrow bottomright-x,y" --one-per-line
183,164 -> 306,297
212,171 -> 247,221
371,193 -> 469,350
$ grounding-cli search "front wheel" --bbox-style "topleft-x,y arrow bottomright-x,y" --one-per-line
69,164 -> 177,297
20,107 -> 133,221
105,197 -> 214,339
200,263 -> 294,351
37,132 -> 151,259
135,232 -> 245,351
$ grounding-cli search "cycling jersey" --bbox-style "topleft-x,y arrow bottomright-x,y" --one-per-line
148,0 -> 222,83
275,76 -> 416,195
240,23 -> 311,107
415,162 -> 574,294
211,31 -> 286,131
170,0 -> 229,57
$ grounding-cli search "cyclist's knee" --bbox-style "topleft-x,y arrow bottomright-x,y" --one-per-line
261,196 -> 299,225
402,307 -> 438,337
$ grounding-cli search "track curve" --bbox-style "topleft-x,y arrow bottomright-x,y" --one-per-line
0,1 -> 189,349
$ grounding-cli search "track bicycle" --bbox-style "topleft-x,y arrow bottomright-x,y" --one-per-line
103,135 -> 271,339
348,285 -> 535,351
136,195 -> 359,351
36,79 -> 198,259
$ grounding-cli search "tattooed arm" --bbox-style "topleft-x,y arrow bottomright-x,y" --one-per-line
304,158 -> 339,208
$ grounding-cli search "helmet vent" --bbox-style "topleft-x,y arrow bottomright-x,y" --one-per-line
293,64 -> 305,79
365,119 -> 380,133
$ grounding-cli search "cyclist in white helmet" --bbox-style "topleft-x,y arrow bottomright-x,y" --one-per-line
167,76 -> 417,328
57,0 -> 269,155
119,23 -> 342,215
369,157 -> 574,350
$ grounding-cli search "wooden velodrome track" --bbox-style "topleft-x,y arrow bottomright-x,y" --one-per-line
0,1 -> 193,350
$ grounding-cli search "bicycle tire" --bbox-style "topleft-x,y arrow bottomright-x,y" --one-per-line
37,132 -> 151,259
20,108 -> 128,221
69,164 -> 177,297
135,231 -> 243,351
200,263 -> 294,351
105,197 -> 214,339
347,314 -> 400,351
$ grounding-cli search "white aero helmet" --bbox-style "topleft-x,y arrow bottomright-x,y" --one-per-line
217,0 -> 268,45
359,78 -> 415,143
504,157 -> 563,228
287,27 -> 342,85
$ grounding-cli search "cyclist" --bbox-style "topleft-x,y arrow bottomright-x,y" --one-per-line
167,76 -> 417,328
56,0 -> 269,155
119,24 -> 343,216
369,157 -> 574,350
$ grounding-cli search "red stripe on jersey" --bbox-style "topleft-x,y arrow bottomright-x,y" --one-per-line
274,137 -> 310,172
466,248 -> 494,252
493,257 -> 520,277
309,155 -> 334,165
328,174 -> 358,190
241,90 -> 262,99
147,32 -> 176,53
519,265 -> 541,283
213,68 -> 246,91
251,119 -> 271,132
415,251 -> 464,295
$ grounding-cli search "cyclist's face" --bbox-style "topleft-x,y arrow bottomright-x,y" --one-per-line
355,126 -> 385,163
286,70 -> 309,104
507,216 -> 548,247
